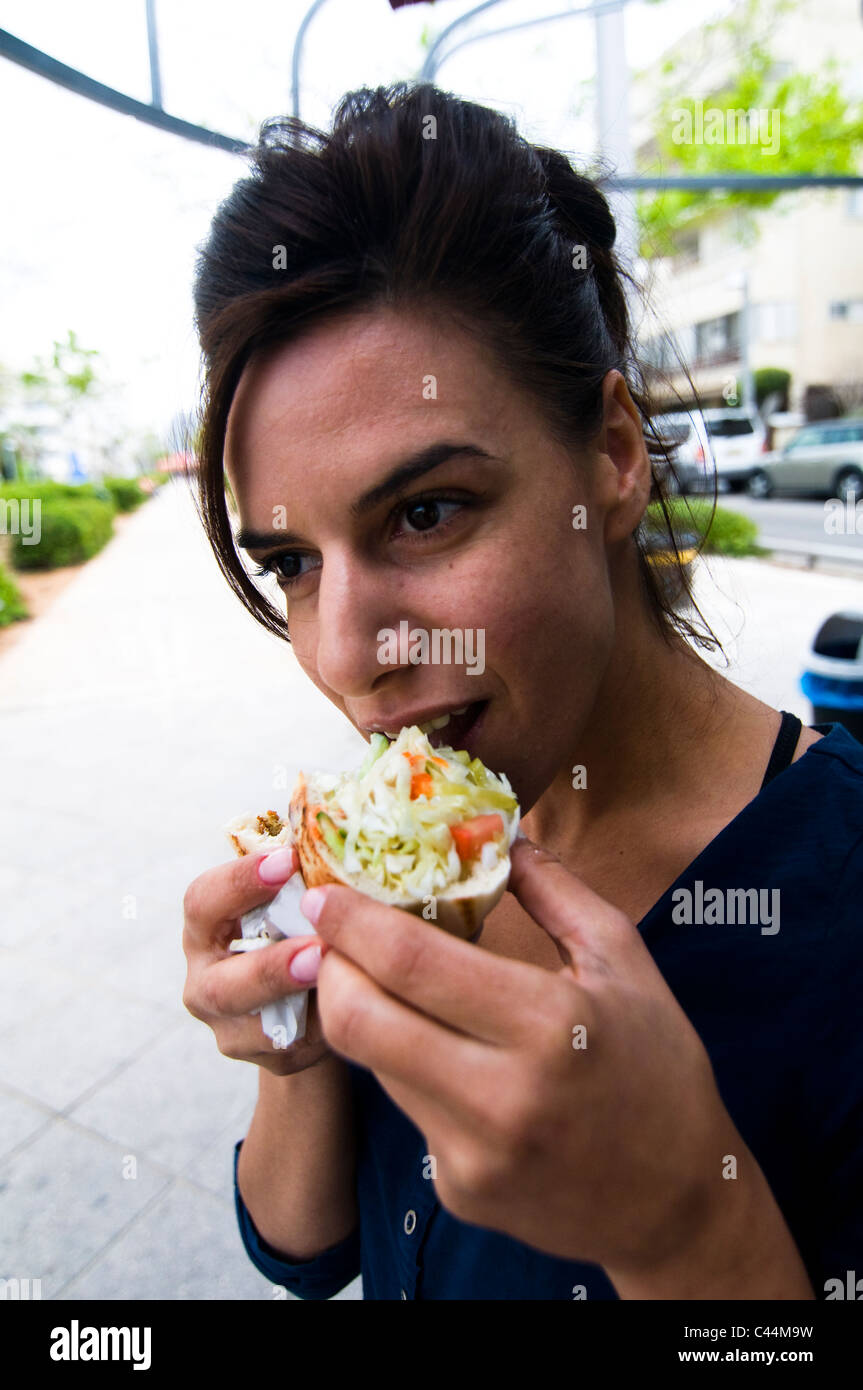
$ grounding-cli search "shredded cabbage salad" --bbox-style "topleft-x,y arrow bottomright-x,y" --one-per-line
309,725 -> 520,900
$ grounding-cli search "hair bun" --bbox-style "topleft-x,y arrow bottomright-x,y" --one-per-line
535,147 -> 616,254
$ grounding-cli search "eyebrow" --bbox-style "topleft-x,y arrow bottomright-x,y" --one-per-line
234,442 -> 495,552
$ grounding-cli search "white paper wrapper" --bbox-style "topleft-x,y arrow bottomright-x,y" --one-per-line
228,873 -> 313,1047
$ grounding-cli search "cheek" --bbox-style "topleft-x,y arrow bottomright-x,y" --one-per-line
281,615 -> 342,705
414,507 -> 614,672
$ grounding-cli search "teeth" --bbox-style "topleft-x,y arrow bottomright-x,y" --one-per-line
452,706 -> 468,715
419,713 -> 452,734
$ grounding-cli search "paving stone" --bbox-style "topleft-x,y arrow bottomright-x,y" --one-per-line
0,984 -> 178,1111
0,1119 -> 172,1297
67,1014 -> 257,1174
0,1089 -> 53,1160
60,1179 -> 291,1300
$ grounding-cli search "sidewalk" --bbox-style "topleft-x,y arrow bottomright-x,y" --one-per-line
1,481 -> 861,1300
0,480 -> 364,1300
691,551 -> 863,718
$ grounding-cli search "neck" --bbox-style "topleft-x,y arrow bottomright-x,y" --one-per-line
521,589 -> 771,859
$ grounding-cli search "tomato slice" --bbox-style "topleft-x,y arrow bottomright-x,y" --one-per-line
450,814 -> 504,861
410,772 -> 434,800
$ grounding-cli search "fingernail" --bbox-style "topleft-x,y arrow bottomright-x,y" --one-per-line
290,945 -> 321,983
258,847 -> 295,884
300,886 -> 327,925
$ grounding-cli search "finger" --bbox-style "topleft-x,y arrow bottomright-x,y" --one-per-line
304,882 -> 571,1046
507,837 -> 638,974
183,846 -> 299,952
370,1068 -> 471,1161
197,934 -> 325,1018
316,948 -> 497,1128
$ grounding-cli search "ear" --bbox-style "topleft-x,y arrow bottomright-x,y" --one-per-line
594,370 -> 652,543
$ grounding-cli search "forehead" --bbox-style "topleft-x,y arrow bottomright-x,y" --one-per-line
224,306 -> 522,490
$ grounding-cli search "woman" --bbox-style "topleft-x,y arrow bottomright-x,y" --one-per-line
182,84 -> 863,1299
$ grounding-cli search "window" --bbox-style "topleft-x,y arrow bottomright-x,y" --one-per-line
694,312 -> 740,366
755,302 -> 797,341
641,331 -> 693,372
825,425 -> 863,444
706,417 -> 755,438
786,427 -> 823,450
829,300 -> 863,323
847,188 -> 863,219
674,231 -> 700,265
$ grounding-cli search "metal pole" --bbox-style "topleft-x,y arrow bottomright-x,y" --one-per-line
423,0 -> 634,77
145,0 -> 162,110
291,0 -> 333,121
420,0 -> 508,83
740,270 -> 756,413
595,1 -> 636,268
0,28 -> 246,153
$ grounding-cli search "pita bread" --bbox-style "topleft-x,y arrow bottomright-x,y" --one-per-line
289,770 -> 513,941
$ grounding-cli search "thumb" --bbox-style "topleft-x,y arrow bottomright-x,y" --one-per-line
507,835 -> 639,974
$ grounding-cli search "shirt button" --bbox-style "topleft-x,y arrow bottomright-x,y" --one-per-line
403,1209 -> 417,1236
400,1289 -> 408,1300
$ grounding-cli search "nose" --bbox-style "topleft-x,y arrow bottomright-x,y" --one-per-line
313,546 -> 408,700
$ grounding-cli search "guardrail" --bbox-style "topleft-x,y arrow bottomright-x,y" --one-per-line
759,537 -> 863,568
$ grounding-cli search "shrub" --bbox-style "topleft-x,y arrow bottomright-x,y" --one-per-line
102,476 -> 146,512
644,500 -> 760,557
0,561 -> 28,625
0,480 -> 114,507
10,496 -> 115,570
753,367 -> 791,411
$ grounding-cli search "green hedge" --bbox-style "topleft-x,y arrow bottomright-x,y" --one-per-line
644,500 -> 760,557
10,496 -> 115,570
102,476 -> 146,512
0,480 -> 113,506
0,561 -> 28,626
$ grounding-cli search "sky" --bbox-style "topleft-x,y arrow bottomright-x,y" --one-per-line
0,0 -> 736,446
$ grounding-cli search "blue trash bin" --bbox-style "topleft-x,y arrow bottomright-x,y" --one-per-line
800,611 -> 863,744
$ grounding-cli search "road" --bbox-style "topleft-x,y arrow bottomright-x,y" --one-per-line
706,494 -> 863,562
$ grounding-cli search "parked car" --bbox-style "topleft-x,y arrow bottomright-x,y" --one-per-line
651,408 -> 767,493
746,418 -> 863,500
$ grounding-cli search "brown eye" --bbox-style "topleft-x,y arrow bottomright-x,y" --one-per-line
404,499 -> 441,531
276,554 -> 302,579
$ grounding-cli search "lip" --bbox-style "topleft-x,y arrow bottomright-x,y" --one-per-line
359,699 -> 489,737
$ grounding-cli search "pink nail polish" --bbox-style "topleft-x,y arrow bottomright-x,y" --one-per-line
300,886 -> 327,925
290,945 -> 321,984
258,847 -> 295,884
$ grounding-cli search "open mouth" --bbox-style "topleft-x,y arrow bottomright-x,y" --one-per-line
422,700 -> 488,755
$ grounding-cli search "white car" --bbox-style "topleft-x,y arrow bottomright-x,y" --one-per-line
652,408 -> 767,493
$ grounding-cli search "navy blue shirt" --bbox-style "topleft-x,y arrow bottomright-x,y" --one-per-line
233,721 -> 863,1299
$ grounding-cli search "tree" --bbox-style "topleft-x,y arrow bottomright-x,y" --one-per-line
635,0 -> 863,256
0,332 -> 103,478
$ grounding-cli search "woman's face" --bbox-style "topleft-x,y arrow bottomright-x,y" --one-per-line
225,306 -> 641,811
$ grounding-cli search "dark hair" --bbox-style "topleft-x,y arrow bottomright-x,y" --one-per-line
193,81 -> 720,652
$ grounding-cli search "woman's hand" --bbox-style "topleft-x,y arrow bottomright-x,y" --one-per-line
182,847 -> 331,1075
300,837 -> 813,1296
